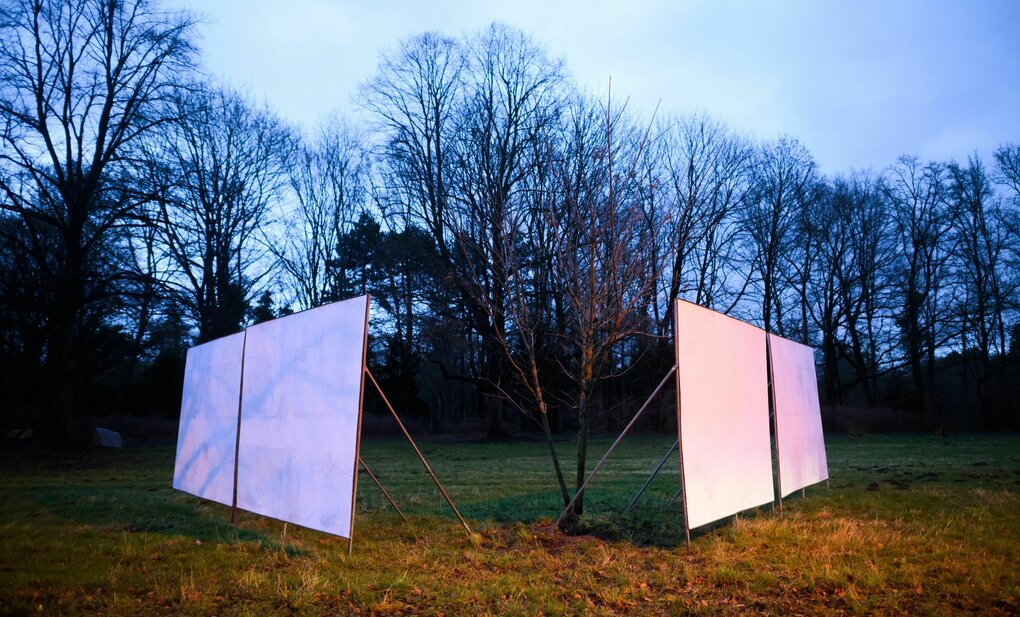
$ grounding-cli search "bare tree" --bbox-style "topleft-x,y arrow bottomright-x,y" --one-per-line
992,144 -> 1020,361
455,180 -> 572,506
143,86 -> 292,342
448,23 -> 565,437
450,90 -> 577,500
949,156 -> 1014,427
360,31 -> 473,424
885,156 -> 956,416
743,137 -> 818,335
994,144 -> 1020,200
831,172 -> 896,405
805,172 -> 900,406
804,179 -> 849,402
655,113 -> 753,334
552,90 -> 667,519
994,145 -> 1020,274
0,211 -> 54,422
276,117 -> 367,309
360,31 -> 464,259
362,26 -> 566,437
0,0 -> 194,445
109,212 -> 168,415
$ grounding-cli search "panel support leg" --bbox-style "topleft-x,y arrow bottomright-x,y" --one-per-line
365,368 -> 472,536
766,333 -> 783,514
231,331 -> 249,526
554,366 -> 677,528
674,305 -> 691,549
624,438 -> 678,513
664,484 -> 682,511
359,456 -> 407,521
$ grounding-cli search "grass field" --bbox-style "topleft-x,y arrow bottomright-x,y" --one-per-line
1,434 -> 1019,615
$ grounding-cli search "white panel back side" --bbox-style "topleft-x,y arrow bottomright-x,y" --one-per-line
236,295 -> 369,537
676,300 -> 773,529
769,334 -> 828,497
172,332 -> 246,506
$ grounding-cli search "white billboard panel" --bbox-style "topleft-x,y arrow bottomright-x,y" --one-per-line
675,300 -> 773,529
172,332 -> 246,506
769,334 -> 828,497
236,295 -> 369,537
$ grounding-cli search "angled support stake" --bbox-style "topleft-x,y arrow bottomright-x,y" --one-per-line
359,456 -> 407,521
766,333 -> 784,514
365,368 -> 473,536
624,438 -> 679,513
231,330 -> 248,526
663,483 -> 683,511
674,304 -> 691,548
554,365 -> 677,528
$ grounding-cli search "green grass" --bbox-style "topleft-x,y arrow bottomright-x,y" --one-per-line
1,434 -> 1019,615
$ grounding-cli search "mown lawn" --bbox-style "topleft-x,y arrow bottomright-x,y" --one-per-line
1,433 -> 1018,615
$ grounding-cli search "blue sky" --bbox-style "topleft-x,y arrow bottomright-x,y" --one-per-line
174,0 -> 1020,174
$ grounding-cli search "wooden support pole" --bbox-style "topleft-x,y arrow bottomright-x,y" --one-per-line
359,456 -> 407,521
674,303 -> 691,548
624,438 -> 678,514
348,296 -> 372,557
767,334 -> 779,511
365,368 -> 473,536
664,484 -> 682,511
554,366 -> 677,529
231,331 -> 248,526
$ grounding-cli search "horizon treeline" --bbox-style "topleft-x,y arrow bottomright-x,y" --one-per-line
2,1 -> 1019,447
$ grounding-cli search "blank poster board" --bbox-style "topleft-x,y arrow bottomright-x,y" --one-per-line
172,332 -> 246,506
236,295 -> 369,537
675,300 -> 774,529
769,334 -> 828,497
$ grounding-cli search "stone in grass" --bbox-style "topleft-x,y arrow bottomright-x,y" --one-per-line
94,427 -> 123,448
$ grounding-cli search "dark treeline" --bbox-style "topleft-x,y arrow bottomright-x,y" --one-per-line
2,1 -> 1020,453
